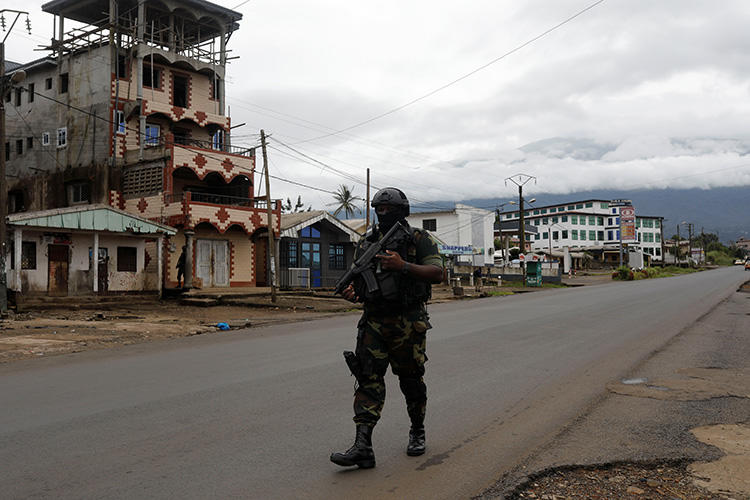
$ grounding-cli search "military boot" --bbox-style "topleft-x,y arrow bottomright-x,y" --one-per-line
330,424 -> 375,468
407,425 -> 426,456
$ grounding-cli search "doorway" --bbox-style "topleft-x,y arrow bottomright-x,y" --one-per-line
255,238 -> 268,286
97,247 -> 109,294
48,244 -> 69,296
196,239 -> 229,287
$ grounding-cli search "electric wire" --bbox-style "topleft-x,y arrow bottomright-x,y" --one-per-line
294,0 -> 607,144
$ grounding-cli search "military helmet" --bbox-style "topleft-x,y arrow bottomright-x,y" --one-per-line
371,187 -> 410,217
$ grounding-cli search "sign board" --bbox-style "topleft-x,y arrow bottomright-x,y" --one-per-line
620,205 -> 637,242
608,199 -> 632,207
438,245 -> 474,255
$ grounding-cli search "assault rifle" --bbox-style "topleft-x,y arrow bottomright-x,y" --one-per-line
333,221 -> 406,296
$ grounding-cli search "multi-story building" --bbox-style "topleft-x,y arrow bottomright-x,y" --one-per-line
4,0 -> 280,291
499,200 -> 664,265
407,204 -> 495,266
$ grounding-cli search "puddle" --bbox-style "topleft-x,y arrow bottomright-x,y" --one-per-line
622,378 -> 648,385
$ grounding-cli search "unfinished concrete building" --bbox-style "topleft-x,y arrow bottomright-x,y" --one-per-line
4,0 -> 280,294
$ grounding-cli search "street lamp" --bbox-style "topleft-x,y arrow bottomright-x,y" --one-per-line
680,221 -> 694,266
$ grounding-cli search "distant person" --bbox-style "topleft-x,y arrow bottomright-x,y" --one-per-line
473,267 -> 482,292
176,245 -> 187,288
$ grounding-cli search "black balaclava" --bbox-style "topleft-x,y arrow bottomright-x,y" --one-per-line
377,207 -> 404,234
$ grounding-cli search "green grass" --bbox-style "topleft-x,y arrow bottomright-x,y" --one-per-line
485,290 -> 515,297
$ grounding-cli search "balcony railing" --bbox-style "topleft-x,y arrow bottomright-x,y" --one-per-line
165,191 -> 281,210
172,137 -> 254,157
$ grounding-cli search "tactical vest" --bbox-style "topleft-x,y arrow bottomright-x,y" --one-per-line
353,225 -> 432,308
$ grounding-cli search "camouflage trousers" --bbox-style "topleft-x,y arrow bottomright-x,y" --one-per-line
353,305 -> 431,427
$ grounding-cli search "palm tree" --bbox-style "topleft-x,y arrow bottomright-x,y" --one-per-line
329,184 -> 359,218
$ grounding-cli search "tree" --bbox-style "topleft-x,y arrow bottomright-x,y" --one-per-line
329,184 -> 359,218
282,195 -> 310,213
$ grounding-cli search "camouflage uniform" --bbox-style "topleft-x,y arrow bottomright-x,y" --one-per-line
352,227 -> 443,427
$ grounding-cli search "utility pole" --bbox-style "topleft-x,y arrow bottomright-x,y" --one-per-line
365,167 -> 370,233
676,224 -> 681,265
260,130 -> 276,303
0,9 -> 31,314
505,174 -> 536,285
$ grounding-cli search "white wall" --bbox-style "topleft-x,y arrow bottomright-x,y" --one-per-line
408,204 -> 494,266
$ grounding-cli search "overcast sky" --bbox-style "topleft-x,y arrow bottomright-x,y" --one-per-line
5,0 -> 750,211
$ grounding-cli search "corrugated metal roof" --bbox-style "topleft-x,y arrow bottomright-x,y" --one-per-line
7,204 -> 176,235
280,210 -> 360,242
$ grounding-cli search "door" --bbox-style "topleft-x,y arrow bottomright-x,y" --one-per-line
97,248 -> 109,293
48,244 -> 69,296
301,242 -> 322,287
255,238 -> 268,286
196,239 -> 230,287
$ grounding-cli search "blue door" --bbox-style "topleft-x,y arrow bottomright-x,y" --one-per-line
301,242 -> 322,287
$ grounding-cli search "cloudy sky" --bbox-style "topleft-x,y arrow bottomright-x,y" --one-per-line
5,0 -> 750,210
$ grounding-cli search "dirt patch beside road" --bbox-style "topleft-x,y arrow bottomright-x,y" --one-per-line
0,295 -> 360,363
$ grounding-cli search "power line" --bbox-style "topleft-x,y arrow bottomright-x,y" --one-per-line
295,0 -> 607,144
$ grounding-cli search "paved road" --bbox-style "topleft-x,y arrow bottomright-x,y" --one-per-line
1,267 -> 746,499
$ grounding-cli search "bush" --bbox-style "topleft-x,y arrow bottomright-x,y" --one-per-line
612,265 -> 634,280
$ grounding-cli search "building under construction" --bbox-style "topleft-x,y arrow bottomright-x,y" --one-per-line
4,0 -> 280,295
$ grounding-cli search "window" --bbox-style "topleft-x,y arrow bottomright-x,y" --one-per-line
550,207 -> 556,213
329,244 -> 345,270
534,234 -> 540,240
300,226 -> 320,238
533,219 -> 540,226
541,209 -> 547,214
580,217 -> 586,226
551,216 -> 558,223
580,231 -> 587,241
608,217 -> 613,226
655,220 -> 660,228
57,127 -> 67,148
281,240 -> 298,267
115,110 -> 125,135
9,190 -> 25,213
422,219 -> 437,231
600,203 -> 608,209
562,230 -> 568,239
552,231 -> 559,240
571,215 -> 578,224
585,202 -> 593,208
143,65 -> 161,88
588,216 -> 595,225
4,142 -> 9,161
542,218 -> 548,225
533,209 -> 539,215
59,73 -> 69,94
67,182 -> 90,205
608,230 -> 613,240
145,124 -> 160,146
15,88 -> 22,106
122,164 -> 164,198
45,77 -> 52,90
655,233 -> 661,242
16,139 -> 23,155
42,132 -> 50,146
173,75 -> 188,107
27,137 -> 33,150
656,248 -> 661,256
212,130 -> 224,150
212,77 -> 220,100
597,217 -> 604,225
28,83 -> 34,103
597,231 -> 604,241
576,203 -> 583,209
568,205 -> 575,210
561,215 -> 568,222
611,208 -> 617,214
117,246 -> 138,272
589,230 -> 596,241
117,56 -> 128,79
22,242 -> 37,270
542,232 -> 548,239
572,230 -> 578,240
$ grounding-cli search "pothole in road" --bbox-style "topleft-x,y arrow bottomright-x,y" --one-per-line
607,367 -> 750,401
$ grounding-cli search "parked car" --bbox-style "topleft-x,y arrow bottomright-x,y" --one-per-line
734,259 -> 745,265
745,261 -> 750,271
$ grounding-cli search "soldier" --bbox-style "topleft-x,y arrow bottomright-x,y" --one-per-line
330,187 -> 445,469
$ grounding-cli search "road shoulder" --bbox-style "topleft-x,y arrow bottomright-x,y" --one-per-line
479,284 -> 750,499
